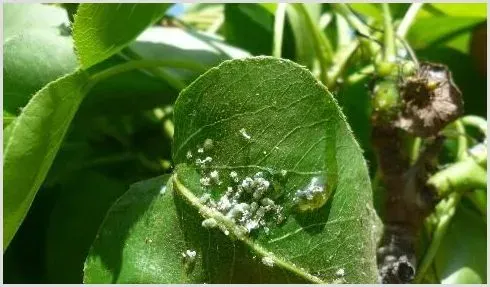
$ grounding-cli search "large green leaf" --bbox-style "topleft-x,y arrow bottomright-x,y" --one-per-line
3,4 -> 77,119
407,17 -> 484,52
73,3 -> 171,68
83,57 -> 378,283
170,57 -> 379,283
3,71 -> 91,250
3,3 -> 68,39
78,26 -> 250,116
45,172 -> 127,283
84,175 -> 186,283
423,3 -> 487,18
285,4 -> 321,69
434,204 -> 487,283
407,3 -> 486,54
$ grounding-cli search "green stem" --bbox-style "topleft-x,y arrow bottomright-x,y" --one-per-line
466,189 -> 487,218
428,156 -> 487,198
331,3 -> 370,37
415,192 -> 462,283
346,65 -> 375,84
326,40 -> 360,89
381,3 -> 396,63
453,120 -> 468,161
89,59 -> 207,89
396,3 -> 424,38
417,117 -> 484,281
410,137 -> 422,165
293,3 -> 333,85
273,3 -> 287,58
121,48 -> 188,90
336,12 -> 352,48
331,3 -> 378,57
206,15 -> 224,34
461,115 -> 487,136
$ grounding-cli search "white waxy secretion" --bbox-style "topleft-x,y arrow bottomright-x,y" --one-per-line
203,138 -> 214,150
182,249 -> 197,260
201,218 -> 218,229
200,177 -> 211,187
262,256 -> 274,267
239,128 -> 251,140
198,169 -> 285,236
336,268 -> 345,277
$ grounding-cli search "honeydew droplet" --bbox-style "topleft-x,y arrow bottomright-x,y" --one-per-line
294,176 -> 330,212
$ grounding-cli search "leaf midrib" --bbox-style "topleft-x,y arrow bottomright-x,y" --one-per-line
172,172 -> 325,284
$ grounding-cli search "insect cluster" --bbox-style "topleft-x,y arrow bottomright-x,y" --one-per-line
186,137 -> 285,237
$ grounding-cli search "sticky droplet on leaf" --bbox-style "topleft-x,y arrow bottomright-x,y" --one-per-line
294,176 -> 329,211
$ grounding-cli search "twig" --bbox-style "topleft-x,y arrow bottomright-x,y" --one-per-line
381,3 -> 396,63
414,192 -> 462,283
396,3 -> 424,38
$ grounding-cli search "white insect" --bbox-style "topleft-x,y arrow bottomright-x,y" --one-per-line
336,268 -> 345,277
203,138 -> 214,150
182,249 -> 197,260
201,218 -> 218,229
200,177 -> 211,186
210,170 -> 220,182
262,256 -> 275,267
239,128 -> 251,140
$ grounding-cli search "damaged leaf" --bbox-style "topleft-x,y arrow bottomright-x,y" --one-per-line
171,57 -> 379,283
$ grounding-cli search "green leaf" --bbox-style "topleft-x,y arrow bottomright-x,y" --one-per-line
434,204 -> 487,283
46,172 -> 127,283
223,4 -> 275,55
285,4 -> 321,68
171,57 -> 379,283
3,71 -> 92,250
407,17 -> 484,52
4,3 -> 68,39
223,4 -> 295,58
349,3 -> 410,21
4,4 -> 77,119
83,174 -> 193,283
425,3 -> 487,18
78,26 -> 250,116
73,3 -> 170,68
